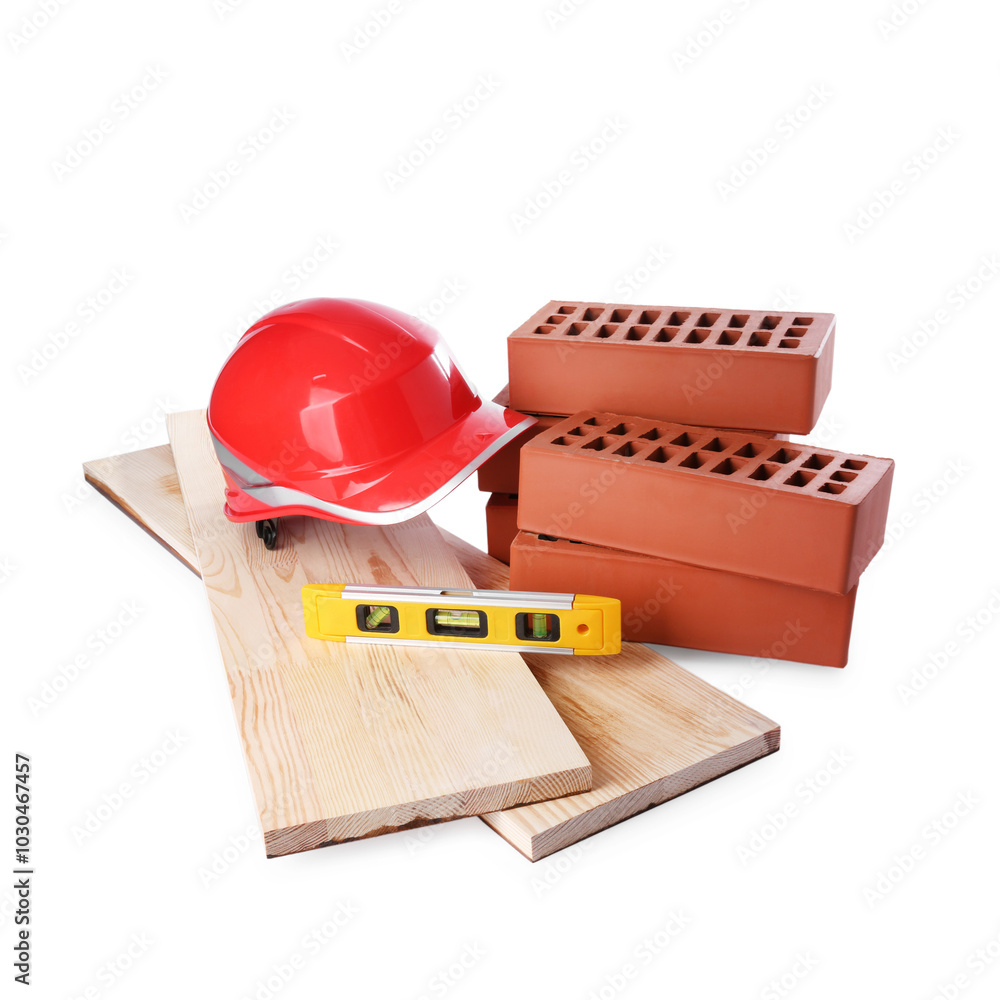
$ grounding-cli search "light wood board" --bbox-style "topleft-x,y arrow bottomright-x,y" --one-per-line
443,533 -> 780,859
84,445 -> 199,573
85,437 -> 780,861
158,412 -> 590,856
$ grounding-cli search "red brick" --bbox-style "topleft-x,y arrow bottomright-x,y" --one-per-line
485,492 -> 519,565
517,411 -> 894,594
510,531 -> 857,668
477,384 -> 783,494
507,301 -> 835,434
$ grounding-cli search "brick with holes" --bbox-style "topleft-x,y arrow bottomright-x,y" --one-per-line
507,301 -> 835,434
485,492 -> 519,564
517,411 -> 894,594
510,531 -> 857,667
476,384 -> 786,494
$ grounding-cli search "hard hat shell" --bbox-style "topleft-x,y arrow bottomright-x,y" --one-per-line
208,298 -> 534,526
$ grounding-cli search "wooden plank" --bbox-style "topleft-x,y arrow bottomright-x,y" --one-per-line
87,438 -> 781,861
442,531 -> 780,859
84,445 -> 198,573
163,411 -> 590,856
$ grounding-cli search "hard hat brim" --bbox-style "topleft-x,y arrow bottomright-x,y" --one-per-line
216,401 -> 536,526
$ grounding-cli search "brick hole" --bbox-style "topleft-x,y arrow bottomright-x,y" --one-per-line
702,437 -> 725,452
667,311 -> 690,325
639,428 -> 660,441
582,307 -> 603,320
551,436 -> 569,446
710,457 -> 747,476
728,314 -> 749,328
696,312 -> 722,326
759,315 -> 782,330
792,317 -> 813,326
625,325 -> 650,341
639,310 -> 661,323
610,309 -> 631,322
606,423 -> 629,435
644,446 -> 675,464
716,330 -> 741,345
769,447 -> 801,463
778,339 -> 801,349
567,322 -> 588,336
566,426 -> 585,436
582,437 -> 611,451
734,442 -> 764,458
748,332 -> 772,346
784,470 -> 816,487
830,470 -> 857,483
613,442 -> 637,457
749,462 -> 780,481
819,482 -> 847,495
653,327 -> 678,342
583,417 -> 601,426
533,325 -> 556,335
546,315 -> 568,323
685,328 -> 711,343
841,459 -> 868,470
670,432 -> 696,446
679,452 -> 708,469
595,324 -> 618,338
802,453 -> 834,470
557,305 -> 576,314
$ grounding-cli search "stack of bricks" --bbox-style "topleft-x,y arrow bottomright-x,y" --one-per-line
476,300 -> 895,668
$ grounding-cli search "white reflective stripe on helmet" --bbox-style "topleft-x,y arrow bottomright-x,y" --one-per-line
210,416 -> 536,526
211,436 -> 274,488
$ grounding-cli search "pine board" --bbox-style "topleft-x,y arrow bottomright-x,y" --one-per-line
86,436 -> 780,861
159,412 -> 590,856
444,533 -> 781,859
84,444 -> 198,573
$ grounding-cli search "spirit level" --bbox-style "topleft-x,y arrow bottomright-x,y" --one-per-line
302,584 -> 621,655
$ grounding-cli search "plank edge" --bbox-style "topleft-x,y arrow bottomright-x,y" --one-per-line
83,463 -> 199,574
484,725 -> 781,861
264,762 -> 594,857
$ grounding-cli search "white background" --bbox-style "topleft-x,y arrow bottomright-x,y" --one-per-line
4,1 -> 1000,997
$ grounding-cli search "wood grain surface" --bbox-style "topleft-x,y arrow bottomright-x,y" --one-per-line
160,411 -> 590,856
441,531 -> 781,859
84,444 -> 198,572
86,433 -> 780,861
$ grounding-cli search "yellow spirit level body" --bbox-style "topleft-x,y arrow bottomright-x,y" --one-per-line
302,584 -> 621,655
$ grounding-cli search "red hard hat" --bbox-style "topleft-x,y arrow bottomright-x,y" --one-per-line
207,298 -> 534,526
